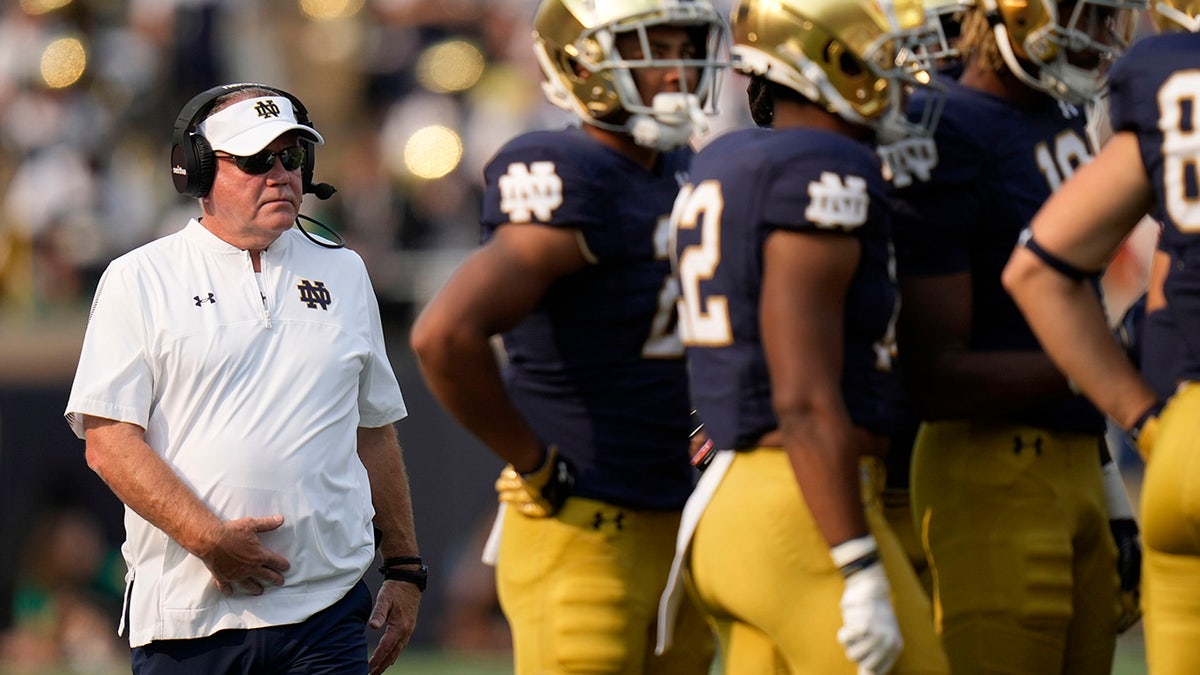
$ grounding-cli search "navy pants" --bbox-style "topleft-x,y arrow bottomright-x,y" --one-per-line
132,580 -> 372,675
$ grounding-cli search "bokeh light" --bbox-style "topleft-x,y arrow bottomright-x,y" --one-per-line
298,0 -> 365,20
416,39 -> 486,94
19,0 -> 72,15
300,15 -> 362,64
403,125 -> 463,180
40,37 -> 87,89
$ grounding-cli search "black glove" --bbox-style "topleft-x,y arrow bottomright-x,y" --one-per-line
1110,517 -> 1142,633
495,445 -> 575,517
1113,293 -> 1146,369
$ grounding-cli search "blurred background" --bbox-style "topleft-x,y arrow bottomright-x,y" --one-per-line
0,0 -> 1151,673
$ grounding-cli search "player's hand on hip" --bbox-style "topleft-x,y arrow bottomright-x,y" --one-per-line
833,536 -> 902,675
202,514 -> 290,596
368,580 -> 421,675
494,445 -> 575,517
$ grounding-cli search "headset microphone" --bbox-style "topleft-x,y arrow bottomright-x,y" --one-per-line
308,182 -> 338,200
298,182 -> 344,248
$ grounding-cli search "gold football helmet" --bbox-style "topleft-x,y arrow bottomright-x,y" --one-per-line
1150,0 -> 1200,31
533,0 -> 729,150
730,0 -> 945,143
982,0 -> 1145,104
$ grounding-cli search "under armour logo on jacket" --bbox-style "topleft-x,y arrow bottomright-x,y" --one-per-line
194,293 -> 215,307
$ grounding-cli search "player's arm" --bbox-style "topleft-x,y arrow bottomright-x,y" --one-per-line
762,227 -> 902,673
760,228 -> 864,545
1002,131 -> 1160,438
410,223 -> 588,473
82,415 -> 288,595
357,424 -> 421,675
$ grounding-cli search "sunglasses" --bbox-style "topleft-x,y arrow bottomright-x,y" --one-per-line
215,145 -> 306,175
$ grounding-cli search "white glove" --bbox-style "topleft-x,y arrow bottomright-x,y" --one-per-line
832,535 -> 903,675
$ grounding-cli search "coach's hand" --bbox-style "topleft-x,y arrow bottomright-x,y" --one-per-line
833,536 -> 902,675
495,445 -> 575,517
202,515 -> 290,596
368,579 -> 421,675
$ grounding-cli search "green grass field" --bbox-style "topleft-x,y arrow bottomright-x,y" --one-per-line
381,627 -> 1149,674
0,628 -> 1149,675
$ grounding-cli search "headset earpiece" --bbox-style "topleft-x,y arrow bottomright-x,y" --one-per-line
170,126 -> 215,197
192,135 -> 216,198
300,138 -> 316,195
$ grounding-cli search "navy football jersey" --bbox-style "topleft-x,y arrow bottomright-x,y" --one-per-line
672,127 -> 900,451
479,126 -> 695,510
893,81 -> 1105,434
1109,32 -> 1200,384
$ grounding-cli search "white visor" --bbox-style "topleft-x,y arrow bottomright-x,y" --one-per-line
198,96 -> 324,155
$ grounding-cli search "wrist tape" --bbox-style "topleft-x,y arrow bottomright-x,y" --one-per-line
831,534 -> 881,578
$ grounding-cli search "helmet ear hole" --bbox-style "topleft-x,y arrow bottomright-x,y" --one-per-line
839,50 -> 864,77
822,40 -> 865,80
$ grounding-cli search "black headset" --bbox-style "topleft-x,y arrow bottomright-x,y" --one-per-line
170,82 -> 334,200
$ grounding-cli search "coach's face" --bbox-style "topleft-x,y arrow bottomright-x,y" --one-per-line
202,131 -> 304,253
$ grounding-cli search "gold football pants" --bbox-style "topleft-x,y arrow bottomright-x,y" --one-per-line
688,449 -> 948,674
883,486 -> 934,597
912,420 -> 1119,674
496,496 -> 715,674
1141,382 -> 1200,674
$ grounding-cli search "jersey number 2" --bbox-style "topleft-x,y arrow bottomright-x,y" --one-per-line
671,180 -> 732,346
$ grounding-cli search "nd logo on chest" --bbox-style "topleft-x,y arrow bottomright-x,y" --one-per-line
297,279 -> 332,310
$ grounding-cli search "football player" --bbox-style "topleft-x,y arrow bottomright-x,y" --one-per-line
882,0 -> 973,597
1003,2 -> 1200,670
409,1 -> 728,673
654,0 -> 949,672
889,0 -> 1146,669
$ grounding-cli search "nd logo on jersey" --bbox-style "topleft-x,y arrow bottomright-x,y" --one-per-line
500,161 -> 563,222
880,137 -> 938,188
806,172 -> 869,230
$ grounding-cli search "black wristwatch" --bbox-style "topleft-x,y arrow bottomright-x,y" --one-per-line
378,556 -> 428,592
